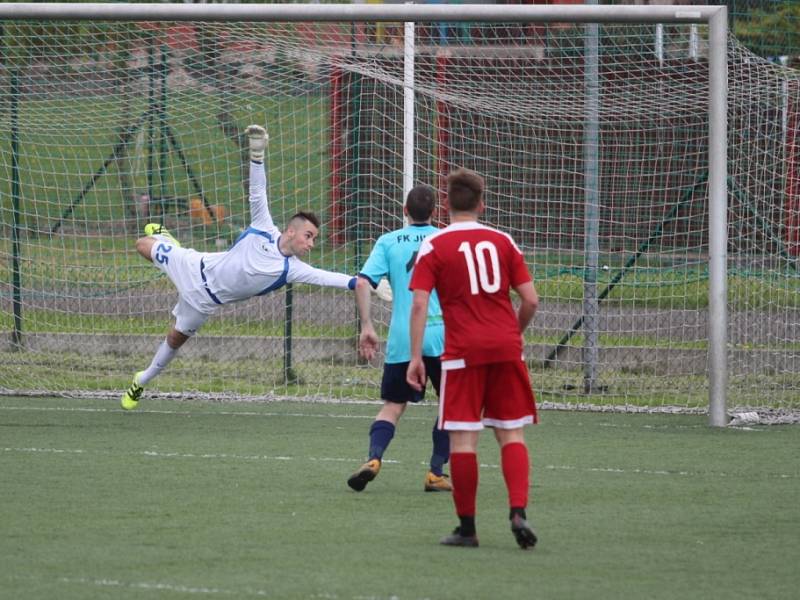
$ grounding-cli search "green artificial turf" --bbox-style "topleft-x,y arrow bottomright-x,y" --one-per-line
1,396 -> 798,599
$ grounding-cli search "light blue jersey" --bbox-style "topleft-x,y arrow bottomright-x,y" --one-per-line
360,223 -> 444,363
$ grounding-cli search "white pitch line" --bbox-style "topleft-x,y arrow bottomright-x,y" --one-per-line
1,446 -> 399,466
2,446 -> 86,455
56,576 -> 266,596
0,404 -> 721,431
15,575 -> 436,600
548,465 -> 797,479
0,404 -> 435,422
3,446 -> 796,479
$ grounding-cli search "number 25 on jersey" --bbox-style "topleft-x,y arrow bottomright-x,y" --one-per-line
155,242 -> 173,265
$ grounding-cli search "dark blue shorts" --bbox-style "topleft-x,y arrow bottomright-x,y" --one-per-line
381,356 -> 441,404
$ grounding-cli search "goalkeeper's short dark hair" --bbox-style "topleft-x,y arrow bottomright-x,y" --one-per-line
447,168 -> 485,212
405,184 -> 436,222
288,211 -> 320,229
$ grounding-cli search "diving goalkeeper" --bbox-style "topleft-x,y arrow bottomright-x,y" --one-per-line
121,124 -> 356,410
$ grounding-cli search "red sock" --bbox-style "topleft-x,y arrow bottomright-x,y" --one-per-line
450,452 -> 478,517
501,442 -> 530,509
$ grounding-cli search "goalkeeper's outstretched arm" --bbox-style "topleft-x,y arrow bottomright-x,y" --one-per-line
289,261 -> 356,290
245,124 -> 274,232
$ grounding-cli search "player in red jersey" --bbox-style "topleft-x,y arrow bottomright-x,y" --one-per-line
407,167 -> 540,550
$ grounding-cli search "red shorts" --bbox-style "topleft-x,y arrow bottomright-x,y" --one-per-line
438,359 -> 538,431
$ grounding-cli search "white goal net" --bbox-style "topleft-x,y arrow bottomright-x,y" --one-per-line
0,9 -> 797,420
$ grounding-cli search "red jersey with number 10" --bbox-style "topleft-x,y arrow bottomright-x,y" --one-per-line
409,221 -> 532,366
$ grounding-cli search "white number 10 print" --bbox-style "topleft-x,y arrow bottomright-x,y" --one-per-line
458,241 -> 501,294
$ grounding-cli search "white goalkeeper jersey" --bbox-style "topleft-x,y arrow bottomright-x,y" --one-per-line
198,161 -> 354,306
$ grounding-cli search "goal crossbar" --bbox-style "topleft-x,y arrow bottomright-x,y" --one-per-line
0,3 -> 723,24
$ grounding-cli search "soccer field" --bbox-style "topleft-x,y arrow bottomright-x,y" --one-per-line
1,396 -> 798,600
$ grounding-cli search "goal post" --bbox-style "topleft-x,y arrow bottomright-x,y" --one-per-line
707,7 -> 729,427
0,3 -> 750,425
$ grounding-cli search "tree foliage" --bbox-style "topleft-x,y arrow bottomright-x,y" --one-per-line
733,2 -> 800,58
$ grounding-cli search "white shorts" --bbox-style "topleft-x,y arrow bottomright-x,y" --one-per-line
150,238 -> 218,336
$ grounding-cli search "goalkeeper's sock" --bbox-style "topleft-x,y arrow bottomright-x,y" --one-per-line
367,419 -> 395,461
501,441 -> 530,510
429,419 -> 450,476
450,452 -> 478,518
138,339 -> 179,386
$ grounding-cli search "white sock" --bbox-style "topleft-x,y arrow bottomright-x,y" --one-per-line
138,339 -> 179,386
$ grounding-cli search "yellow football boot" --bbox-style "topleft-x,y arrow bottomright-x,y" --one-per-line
121,371 -> 145,411
424,471 -> 452,492
144,223 -> 181,247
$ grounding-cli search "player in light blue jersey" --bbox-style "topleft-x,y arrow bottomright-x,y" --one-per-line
121,125 -> 356,410
346,184 -> 451,493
